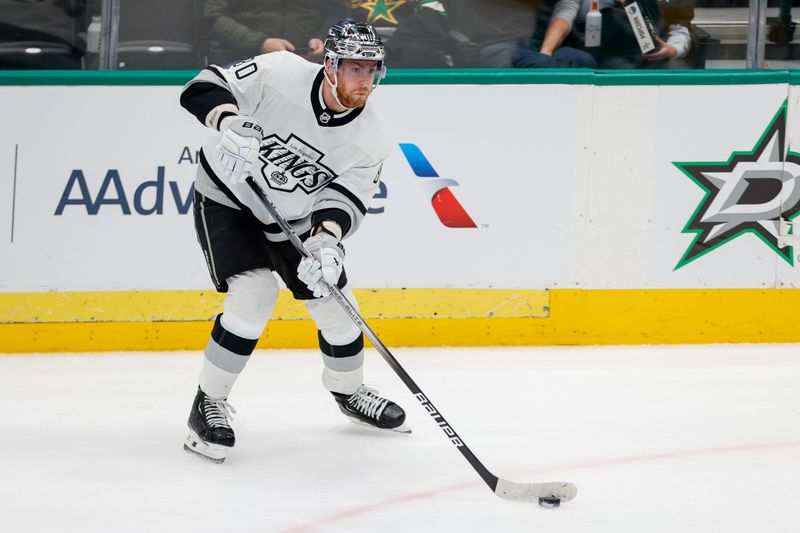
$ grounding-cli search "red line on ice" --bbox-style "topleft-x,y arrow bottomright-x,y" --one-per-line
283,439 -> 800,533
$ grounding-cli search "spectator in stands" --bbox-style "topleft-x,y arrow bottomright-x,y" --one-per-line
204,0 -> 349,65
357,0 -> 536,68
513,0 -> 693,69
366,0 -> 455,67
447,0 -> 538,68
595,0 -> 692,68
768,0 -> 795,45
511,0 -> 597,68
350,1 -> 475,68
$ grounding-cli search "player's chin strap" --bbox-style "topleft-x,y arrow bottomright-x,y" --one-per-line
324,64 -> 349,110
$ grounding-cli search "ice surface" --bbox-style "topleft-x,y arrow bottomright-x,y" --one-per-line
2,344 -> 799,533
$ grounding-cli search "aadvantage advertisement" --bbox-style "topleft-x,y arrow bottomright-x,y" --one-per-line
3,83 -> 800,291
0,84 -> 576,291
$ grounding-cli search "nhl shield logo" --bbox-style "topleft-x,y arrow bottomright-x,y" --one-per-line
319,112 -> 331,124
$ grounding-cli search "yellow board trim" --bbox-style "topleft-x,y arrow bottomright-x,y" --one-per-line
2,288 -> 800,353
0,288 -> 548,323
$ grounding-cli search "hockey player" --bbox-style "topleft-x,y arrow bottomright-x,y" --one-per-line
180,19 -> 408,463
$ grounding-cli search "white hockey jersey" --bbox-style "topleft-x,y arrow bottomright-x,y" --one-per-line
181,52 -> 390,241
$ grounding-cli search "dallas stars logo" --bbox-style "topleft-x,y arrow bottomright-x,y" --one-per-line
674,103 -> 800,269
352,0 -> 445,24
353,0 -> 406,25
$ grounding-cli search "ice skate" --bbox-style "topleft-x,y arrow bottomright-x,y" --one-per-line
332,385 -> 411,433
184,387 -> 236,463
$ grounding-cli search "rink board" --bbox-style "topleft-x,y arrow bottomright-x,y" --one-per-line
3,70 -> 800,350
2,288 -> 799,352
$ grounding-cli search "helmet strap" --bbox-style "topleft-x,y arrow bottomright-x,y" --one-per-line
324,56 -> 351,110
372,63 -> 386,90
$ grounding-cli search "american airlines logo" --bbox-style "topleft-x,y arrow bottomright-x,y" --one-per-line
399,144 -> 477,228
258,134 -> 337,194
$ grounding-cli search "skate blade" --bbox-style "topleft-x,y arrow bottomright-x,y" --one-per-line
183,429 -> 230,463
389,422 -> 412,434
183,443 -> 226,463
346,416 -> 412,434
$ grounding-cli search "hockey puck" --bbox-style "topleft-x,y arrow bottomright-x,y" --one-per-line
538,497 -> 561,508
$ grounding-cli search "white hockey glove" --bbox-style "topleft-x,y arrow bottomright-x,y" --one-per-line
297,230 -> 345,298
216,116 -> 263,184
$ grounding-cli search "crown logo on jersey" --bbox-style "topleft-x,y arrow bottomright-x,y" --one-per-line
270,171 -> 288,186
257,134 -> 337,194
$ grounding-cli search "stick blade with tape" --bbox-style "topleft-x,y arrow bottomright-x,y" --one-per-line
494,479 -> 578,505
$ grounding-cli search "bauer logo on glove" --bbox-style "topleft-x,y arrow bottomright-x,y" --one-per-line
216,116 -> 264,184
241,121 -> 263,135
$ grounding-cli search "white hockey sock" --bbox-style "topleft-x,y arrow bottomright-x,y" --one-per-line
322,361 -> 364,395
318,330 -> 365,395
198,270 -> 277,398
306,287 -> 365,395
199,315 -> 258,399
200,358 -> 241,400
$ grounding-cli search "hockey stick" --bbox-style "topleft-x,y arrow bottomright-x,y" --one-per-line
245,176 -> 577,506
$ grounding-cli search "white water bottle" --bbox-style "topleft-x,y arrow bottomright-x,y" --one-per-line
585,2 -> 602,48
87,16 -> 102,53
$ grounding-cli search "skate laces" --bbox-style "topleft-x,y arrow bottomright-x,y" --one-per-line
348,385 -> 388,420
202,397 -> 236,429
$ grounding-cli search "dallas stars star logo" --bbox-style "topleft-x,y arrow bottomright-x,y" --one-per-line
354,0 -> 406,25
674,102 -> 800,269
